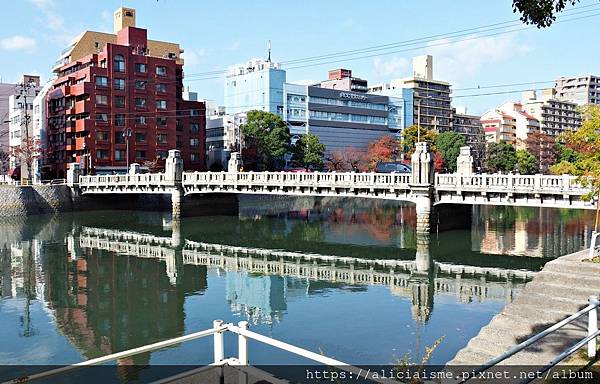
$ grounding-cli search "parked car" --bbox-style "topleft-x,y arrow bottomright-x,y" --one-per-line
375,161 -> 412,173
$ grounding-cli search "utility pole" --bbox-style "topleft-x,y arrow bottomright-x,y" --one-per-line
16,80 -> 35,185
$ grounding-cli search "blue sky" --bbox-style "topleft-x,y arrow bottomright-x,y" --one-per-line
1,0 -> 599,114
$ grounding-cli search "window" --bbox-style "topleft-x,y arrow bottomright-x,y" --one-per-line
190,138 -> 199,147
156,100 -> 167,109
156,66 -> 167,76
96,131 -> 109,141
95,113 -> 108,122
95,76 -> 108,87
157,151 -> 168,159
114,54 -> 125,72
115,150 -> 126,161
135,63 -> 147,73
191,153 -> 200,162
190,123 -> 199,133
135,133 -> 146,142
115,131 -> 126,144
156,133 -> 168,144
155,83 -> 167,93
135,115 -> 147,125
135,80 -> 147,90
190,109 -> 200,116
135,150 -> 146,159
115,96 -> 125,108
96,149 -> 109,159
157,117 -> 167,126
114,78 -> 125,90
135,98 -> 147,108
114,114 -> 125,126
96,95 -> 108,105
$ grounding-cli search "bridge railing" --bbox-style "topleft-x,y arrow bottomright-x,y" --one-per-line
80,173 -> 169,187
182,171 -> 412,189
436,173 -> 587,192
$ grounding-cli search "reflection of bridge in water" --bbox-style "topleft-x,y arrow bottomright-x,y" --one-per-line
78,226 -> 535,323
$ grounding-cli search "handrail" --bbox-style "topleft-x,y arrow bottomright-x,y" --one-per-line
5,320 -> 393,384
462,295 -> 599,383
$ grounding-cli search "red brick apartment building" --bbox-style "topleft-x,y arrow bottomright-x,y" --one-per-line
46,7 -> 205,178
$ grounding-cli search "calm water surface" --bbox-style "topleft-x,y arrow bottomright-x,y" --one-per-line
0,197 -> 594,372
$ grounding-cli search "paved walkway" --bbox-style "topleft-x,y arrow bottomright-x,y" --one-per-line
448,249 -> 600,367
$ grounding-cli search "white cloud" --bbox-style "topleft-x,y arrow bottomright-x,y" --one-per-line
29,0 -> 76,45
229,41 -> 241,51
424,34 -> 531,84
182,49 -> 206,66
0,36 -> 38,52
372,56 -> 409,79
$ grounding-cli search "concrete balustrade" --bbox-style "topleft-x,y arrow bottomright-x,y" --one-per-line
72,146 -> 597,229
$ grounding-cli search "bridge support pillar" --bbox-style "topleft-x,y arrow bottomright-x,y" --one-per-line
166,150 -> 184,219
172,189 -> 183,219
410,142 -> 435,234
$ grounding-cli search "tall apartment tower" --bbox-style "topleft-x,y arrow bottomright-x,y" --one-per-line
522,89 -> 581,137
554,74 -> 600,105
46,7 -> 206,178
224,58 -> 286,115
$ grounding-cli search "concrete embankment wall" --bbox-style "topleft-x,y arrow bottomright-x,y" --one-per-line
0,185 -> 237,217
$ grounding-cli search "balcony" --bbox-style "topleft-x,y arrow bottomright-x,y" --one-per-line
75,100 -> 91,114
69,82 -> 92,96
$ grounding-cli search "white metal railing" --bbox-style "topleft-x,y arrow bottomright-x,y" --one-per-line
590,231 -> 600,258
462,295 -> 599,384
5,320 -> 390,384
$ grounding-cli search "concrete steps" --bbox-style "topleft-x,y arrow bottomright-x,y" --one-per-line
446,251 -> 600,368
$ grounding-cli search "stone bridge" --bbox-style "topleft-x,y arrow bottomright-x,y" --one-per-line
68,144 -> 596,233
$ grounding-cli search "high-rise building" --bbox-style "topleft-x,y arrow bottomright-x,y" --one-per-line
451,107 -> 484,164
481,102 -> 540,147
554,74 -> 600,105
522,89 -> 582,138
283,82 -> 413,152
369,55 -> 452,132
46,7 -> 206,178
0,82 -> 17,151
8,76 -> 41,181
224,58 -> 286,115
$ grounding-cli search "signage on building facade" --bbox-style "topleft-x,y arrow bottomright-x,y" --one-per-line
339,92 -> 368,101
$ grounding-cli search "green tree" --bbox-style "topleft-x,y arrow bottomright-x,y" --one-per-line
435,131 -> 466,172
550,105 -> 600,202
400,125 -> 438,159
240,110 -> 291,170
512,0 -> 579,28
516,149 -> 538,174
485,142 -> 517,173
292,133 -> 325,170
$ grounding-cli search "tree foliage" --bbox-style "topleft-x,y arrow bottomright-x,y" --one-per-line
292,133 -> 325,170
326,148 -> 367,172
516,149 -> 538,174
485,142 -> 517,173
366,135 -> 401,170
550,105 -> 600,198
240,110 -> 291,170
512,0 -> 579,28
0,149 -> 9,175
523,131 -> 557,173
400,125 -> 438,159
11,137 -> 42,182
435,131 -> 466,172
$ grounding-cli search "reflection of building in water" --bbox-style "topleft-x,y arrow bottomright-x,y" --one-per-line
43,244 -> 208,362
472,206 -> 593,257
226,272 -> 289,325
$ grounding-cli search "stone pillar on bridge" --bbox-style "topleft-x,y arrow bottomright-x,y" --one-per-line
66,163 -> 80,188
129,163 -> 141,174
456,146 -> 474,175
411,232 -> 434,323
410,142 -> 435,234
165,150 -> 184,218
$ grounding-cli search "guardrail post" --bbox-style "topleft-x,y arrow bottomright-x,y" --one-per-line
238,321 -> 249,365
589,296 -> 598,359
213,319 -> 224,364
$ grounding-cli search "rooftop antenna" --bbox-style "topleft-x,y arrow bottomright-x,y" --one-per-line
267,40 -> 271,63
